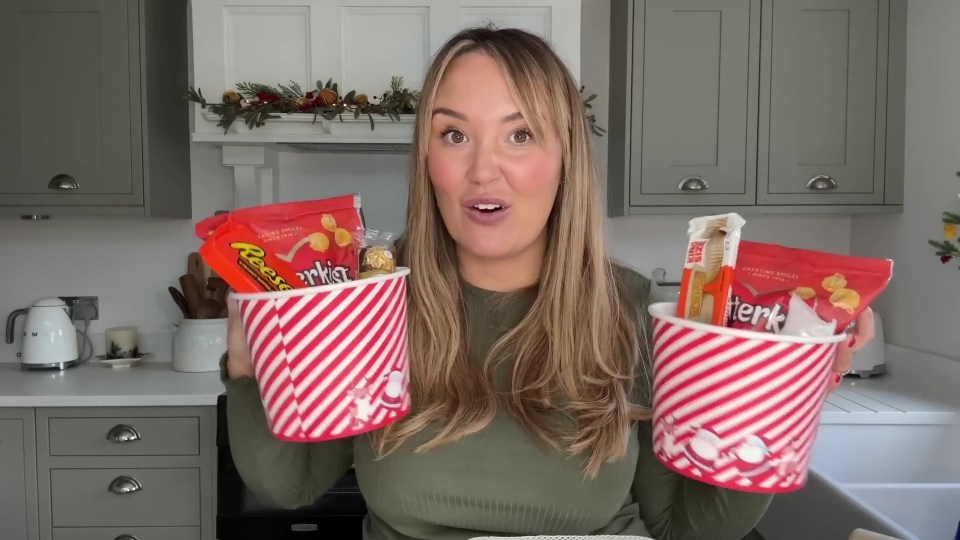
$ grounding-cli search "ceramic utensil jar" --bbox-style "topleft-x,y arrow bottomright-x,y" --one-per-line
172,318 -> 227,372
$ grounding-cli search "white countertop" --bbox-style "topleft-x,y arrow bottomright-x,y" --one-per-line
0,343 -> 955,415
820,344 -> 960,425
0,360 -> 225,407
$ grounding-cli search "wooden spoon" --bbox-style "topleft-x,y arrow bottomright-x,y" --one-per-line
196,299 -> 223,319
179,274 -> 202,319
187,253 -> 205,297
168,287 -> 190,319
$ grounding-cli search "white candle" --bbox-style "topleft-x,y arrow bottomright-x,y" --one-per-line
105,327 -> 139,358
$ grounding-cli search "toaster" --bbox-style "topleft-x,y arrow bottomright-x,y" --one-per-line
849,310 -> 886,378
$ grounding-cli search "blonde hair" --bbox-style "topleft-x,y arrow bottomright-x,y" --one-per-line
372,27 -> 652,478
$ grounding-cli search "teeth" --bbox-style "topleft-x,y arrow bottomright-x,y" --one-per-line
473,203 -> 502,210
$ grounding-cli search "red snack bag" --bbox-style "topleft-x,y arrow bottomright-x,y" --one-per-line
201,194 -> 365,287
728,241 -> 893,334
195,212 -> 229,240
200,222 -> 306,293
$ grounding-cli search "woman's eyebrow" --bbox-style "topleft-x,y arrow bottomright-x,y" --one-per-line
432,107 -> 467,120
432,107 -> 524,123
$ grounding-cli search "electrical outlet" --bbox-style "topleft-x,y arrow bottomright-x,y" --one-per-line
60,296 -> 99,321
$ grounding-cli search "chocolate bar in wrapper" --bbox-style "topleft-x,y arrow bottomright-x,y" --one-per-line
676,213 -> 746,326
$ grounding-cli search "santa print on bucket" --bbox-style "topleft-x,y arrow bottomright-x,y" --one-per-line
655,418 -> 807,489
347,370 -> 409,430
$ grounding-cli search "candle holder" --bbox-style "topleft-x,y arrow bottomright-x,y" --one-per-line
105,327 -> 139,359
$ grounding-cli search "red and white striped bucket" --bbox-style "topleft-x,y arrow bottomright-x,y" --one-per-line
647,302 -> 845,493
231,267 -> 411,442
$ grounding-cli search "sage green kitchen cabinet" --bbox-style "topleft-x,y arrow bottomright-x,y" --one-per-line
607,0 -> 906,215
0,409 -> 39,540
614,0 -> 760,208
0,0 -> 192,218
759,0 -> 894,205
35,406 -> 215,540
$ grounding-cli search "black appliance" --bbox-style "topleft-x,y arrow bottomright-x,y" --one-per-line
216,394 -> 367,539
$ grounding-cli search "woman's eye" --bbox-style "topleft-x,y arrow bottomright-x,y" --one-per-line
441,129 -> 466,144
511,130 -> 533,144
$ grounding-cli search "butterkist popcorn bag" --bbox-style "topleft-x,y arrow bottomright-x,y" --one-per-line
196,194 -> 365,288
728,240 -> 893,334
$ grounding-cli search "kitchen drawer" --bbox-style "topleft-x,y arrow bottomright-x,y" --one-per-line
47,416 -> 199,456
51,468 -> 200,527
53,527 -> 200,540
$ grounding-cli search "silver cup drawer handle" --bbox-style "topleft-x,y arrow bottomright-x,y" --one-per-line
677,175 -> 709,192
106,424 -> 141,443
805,174 -> 838,191
108,475 -> 143,495
47,173 -> 79,191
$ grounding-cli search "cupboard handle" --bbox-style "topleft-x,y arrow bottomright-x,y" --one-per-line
47,173 -> 79,191
677,175 -> 709,192
805,174 -> 838,191
115,536 -> 140,540
106,424 -> 141,443
108,475 -> 143,494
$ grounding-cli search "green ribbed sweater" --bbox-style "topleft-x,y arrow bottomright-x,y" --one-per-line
224,265 -> 773,539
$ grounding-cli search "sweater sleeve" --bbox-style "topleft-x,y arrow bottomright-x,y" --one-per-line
225,376 -> 354,510
614,262 -> 774,540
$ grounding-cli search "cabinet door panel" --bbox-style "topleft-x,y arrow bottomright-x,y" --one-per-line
0,418 -> 32,540
759,0 -> 887,204
630,0 -> 758,207
0,0 -> 143,206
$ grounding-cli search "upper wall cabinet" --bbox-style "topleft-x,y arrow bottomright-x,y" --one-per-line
188,0 -> 582,145
607,0 -> 907,216
0,0 -> 193,219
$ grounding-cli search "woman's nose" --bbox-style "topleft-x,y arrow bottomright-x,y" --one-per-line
465,143 -> 500,185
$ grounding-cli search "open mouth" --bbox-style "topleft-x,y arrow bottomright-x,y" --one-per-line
471,203 -> 504,213
463,198 -> 510,223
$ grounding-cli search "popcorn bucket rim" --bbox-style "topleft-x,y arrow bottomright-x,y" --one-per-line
228,266 -> 410,301
648,301 -> 846,345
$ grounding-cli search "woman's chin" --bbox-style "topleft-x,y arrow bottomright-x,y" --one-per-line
460,242 -> 517,261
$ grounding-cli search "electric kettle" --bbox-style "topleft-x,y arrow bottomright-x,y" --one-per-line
5,298 -> 79,370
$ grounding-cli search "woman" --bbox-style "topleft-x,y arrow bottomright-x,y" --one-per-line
221,27 -> 873,540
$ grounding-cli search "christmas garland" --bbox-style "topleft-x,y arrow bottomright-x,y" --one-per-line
928,173 -> 960,267
185,75 -> 606,137
929,211 -> 960,266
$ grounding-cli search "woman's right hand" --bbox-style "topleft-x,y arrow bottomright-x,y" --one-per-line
226,297 -> 255,379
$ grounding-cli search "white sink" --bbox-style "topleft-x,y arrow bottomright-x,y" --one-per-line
757,423 -> 960,540
810,423 -> 960,484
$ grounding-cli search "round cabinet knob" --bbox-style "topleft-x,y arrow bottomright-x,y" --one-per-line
106,424 -> 141,443
115,535 -> 140,540
677,175 -> 709,192
804,174 -> 838,191
47,173 -> 79,191
108,475 -> 143,495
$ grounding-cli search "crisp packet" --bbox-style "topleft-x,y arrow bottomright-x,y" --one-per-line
728,240 -> 893,334
676,213 -> 746,325
358,229 -> 397,279
196,194 -> 365,287
199,221 -> 306,293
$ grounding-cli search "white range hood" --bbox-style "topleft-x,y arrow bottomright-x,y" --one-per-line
188,0 -> 582,206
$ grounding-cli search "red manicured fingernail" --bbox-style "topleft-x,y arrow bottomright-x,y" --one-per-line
848,337 -> 857,348
833,372 -> 843,384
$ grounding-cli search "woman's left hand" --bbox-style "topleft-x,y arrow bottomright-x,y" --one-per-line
827,307 -> 875,392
